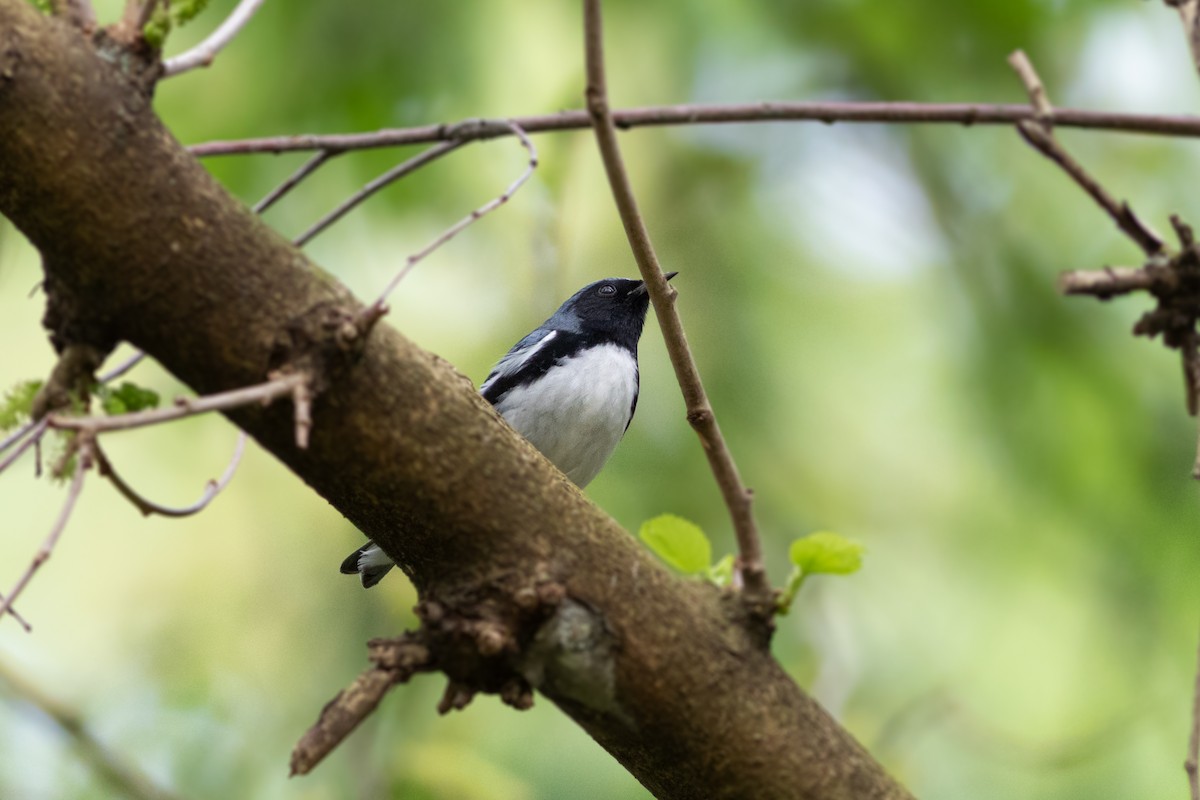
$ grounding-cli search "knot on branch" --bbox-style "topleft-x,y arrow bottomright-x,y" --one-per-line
292,572 -> 570,775
413,572 -> 567,705
31,342 -> 107,420
1061,215 -> 1200,415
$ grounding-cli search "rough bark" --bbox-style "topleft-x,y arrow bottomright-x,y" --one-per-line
0,3 -> 913,798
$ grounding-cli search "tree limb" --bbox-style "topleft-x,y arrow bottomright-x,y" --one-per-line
189,103 -> 1200,159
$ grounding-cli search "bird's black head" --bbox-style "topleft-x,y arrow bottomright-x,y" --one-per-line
549,273 -> 677,350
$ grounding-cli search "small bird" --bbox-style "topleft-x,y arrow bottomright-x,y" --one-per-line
341,272 -> 677,587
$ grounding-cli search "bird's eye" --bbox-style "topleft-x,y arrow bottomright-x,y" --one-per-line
598,284 -> 616,296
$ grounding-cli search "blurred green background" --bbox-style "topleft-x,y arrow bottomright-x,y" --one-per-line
3,0 -> 1200,797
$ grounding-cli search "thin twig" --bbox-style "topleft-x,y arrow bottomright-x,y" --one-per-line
290,634 -> 432,776
97,350 -> 147,383
292,382 -> 312,449
0,591 -> 31,632
1168,0 -> 1200,82
1058,265 -> 1173,297
1008,51 -> 1164,256
125,0 -> 158,30
357,121 -> 538,324
162,0 -> 268,77
253,150 -> 338,214
1188,618 -> 1200,800
292,140 -> 464,248
0,660 -> 184,800
0,419 -> 38,459
0,438 -> 91,626
188,103 -> 1200,158
95,433 -> 246,517
0,418 -> 49,476
582,0 -> 770,610
50,0 -> 95,31
1007,51 -> 1053,120
47,372 -> 307,436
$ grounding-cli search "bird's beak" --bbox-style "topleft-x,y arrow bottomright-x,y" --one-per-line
631,271 -> 678,296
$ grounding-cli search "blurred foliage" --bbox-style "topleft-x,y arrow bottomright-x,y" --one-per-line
0,380 -> 40,431
3,0 -> 1200,798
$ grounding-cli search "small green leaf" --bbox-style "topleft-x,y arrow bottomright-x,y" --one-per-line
98,382 -> 160,416
171,0 -> 210,26
789,531 -> 864,576
639,514 -> 712,574
0,380 -> 43,431
706,554 -> 735,587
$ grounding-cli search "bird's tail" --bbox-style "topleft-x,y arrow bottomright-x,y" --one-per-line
339,543 -> 394,588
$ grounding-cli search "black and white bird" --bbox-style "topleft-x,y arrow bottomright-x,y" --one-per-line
340,272 -> 677,587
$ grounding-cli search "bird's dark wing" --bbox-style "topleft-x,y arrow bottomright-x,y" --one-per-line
480,328 -> 589,405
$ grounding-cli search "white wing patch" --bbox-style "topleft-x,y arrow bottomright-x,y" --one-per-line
481,329 -> 557,397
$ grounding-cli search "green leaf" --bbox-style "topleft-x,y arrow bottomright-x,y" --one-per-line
706,554 -> 736,587
98,382 -> 160,416
638,514 -> 712,574
0,380 -> 43,431
171,0 -> 211,26
788,531 -> 864,576
777,532 -> 865,615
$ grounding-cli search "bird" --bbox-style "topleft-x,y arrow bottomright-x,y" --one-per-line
340,272 -> 677,587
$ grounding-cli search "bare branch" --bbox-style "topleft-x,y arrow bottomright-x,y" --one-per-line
49,0 -> 95,31
1058,264 -> 1175,297
582,0 -> 771,613
189,103 -> 1200,158
121,0 -> 158,32
1,419 -> 38,459
292,140 -> 464,248
253,150 -> 338,214
358,121 -> 538,324
0,592 -> 31,632
97,350 -> 147,383
1008,51 -> 1164,256
162,0 -> 268,77
0,418 -> 49,476
290,634 -> 433,776
0,659 -> 183,800
1168,0 -> 1200,82
1007,50 -> 1053,119
0,437 -> 91,626
290,380 -> 312,449
95,433 -> 246,518
48,372 -> 307,436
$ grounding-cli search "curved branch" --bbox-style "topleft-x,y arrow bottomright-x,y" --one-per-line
292,140 -> 463,247
162,0 -> 268,77
0,437 -> 91,624
96,433 -> 246,518
360,121 -> 538,321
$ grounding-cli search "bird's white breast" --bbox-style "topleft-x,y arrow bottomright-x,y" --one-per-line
493,343 -> 638,487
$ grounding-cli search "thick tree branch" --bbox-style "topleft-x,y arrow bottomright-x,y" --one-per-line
0,3 -> 908,797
